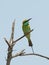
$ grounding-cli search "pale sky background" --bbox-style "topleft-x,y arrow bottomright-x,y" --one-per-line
0,0 -> 49,65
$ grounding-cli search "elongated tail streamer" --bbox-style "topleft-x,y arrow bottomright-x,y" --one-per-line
31,46 -> 34,53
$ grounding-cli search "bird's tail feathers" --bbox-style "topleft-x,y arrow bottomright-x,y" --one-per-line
28,39 -> 34,53
28,39 -> 33,46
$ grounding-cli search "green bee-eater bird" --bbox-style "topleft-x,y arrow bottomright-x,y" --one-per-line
22,18 -> 34,53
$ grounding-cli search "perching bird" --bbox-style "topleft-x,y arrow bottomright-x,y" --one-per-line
22,18 -> 34,53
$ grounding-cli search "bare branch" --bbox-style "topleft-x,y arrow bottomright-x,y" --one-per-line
22,53 -> 49,60
13,29 -> 34,45
6,46 -> 13,65
9,20 -> 15,43
4,37 -> 11,47
12,49 -> 25,58
12,52 -> 49,60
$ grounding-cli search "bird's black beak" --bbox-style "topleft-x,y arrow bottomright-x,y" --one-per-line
27,18 -> 32,21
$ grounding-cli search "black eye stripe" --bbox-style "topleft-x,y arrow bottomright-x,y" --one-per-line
23,21 -> 27,24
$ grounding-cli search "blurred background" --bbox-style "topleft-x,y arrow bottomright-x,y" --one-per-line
0,0 -> 49,65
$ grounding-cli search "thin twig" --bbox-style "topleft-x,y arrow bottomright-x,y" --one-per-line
12,49 -> 25,58
4,37 -> 11,47
12,52 -> 49,60
9,20 -> 15,44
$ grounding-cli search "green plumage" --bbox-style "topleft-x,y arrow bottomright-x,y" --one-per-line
22,24 -> 30,39
22,19 -> 33,46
